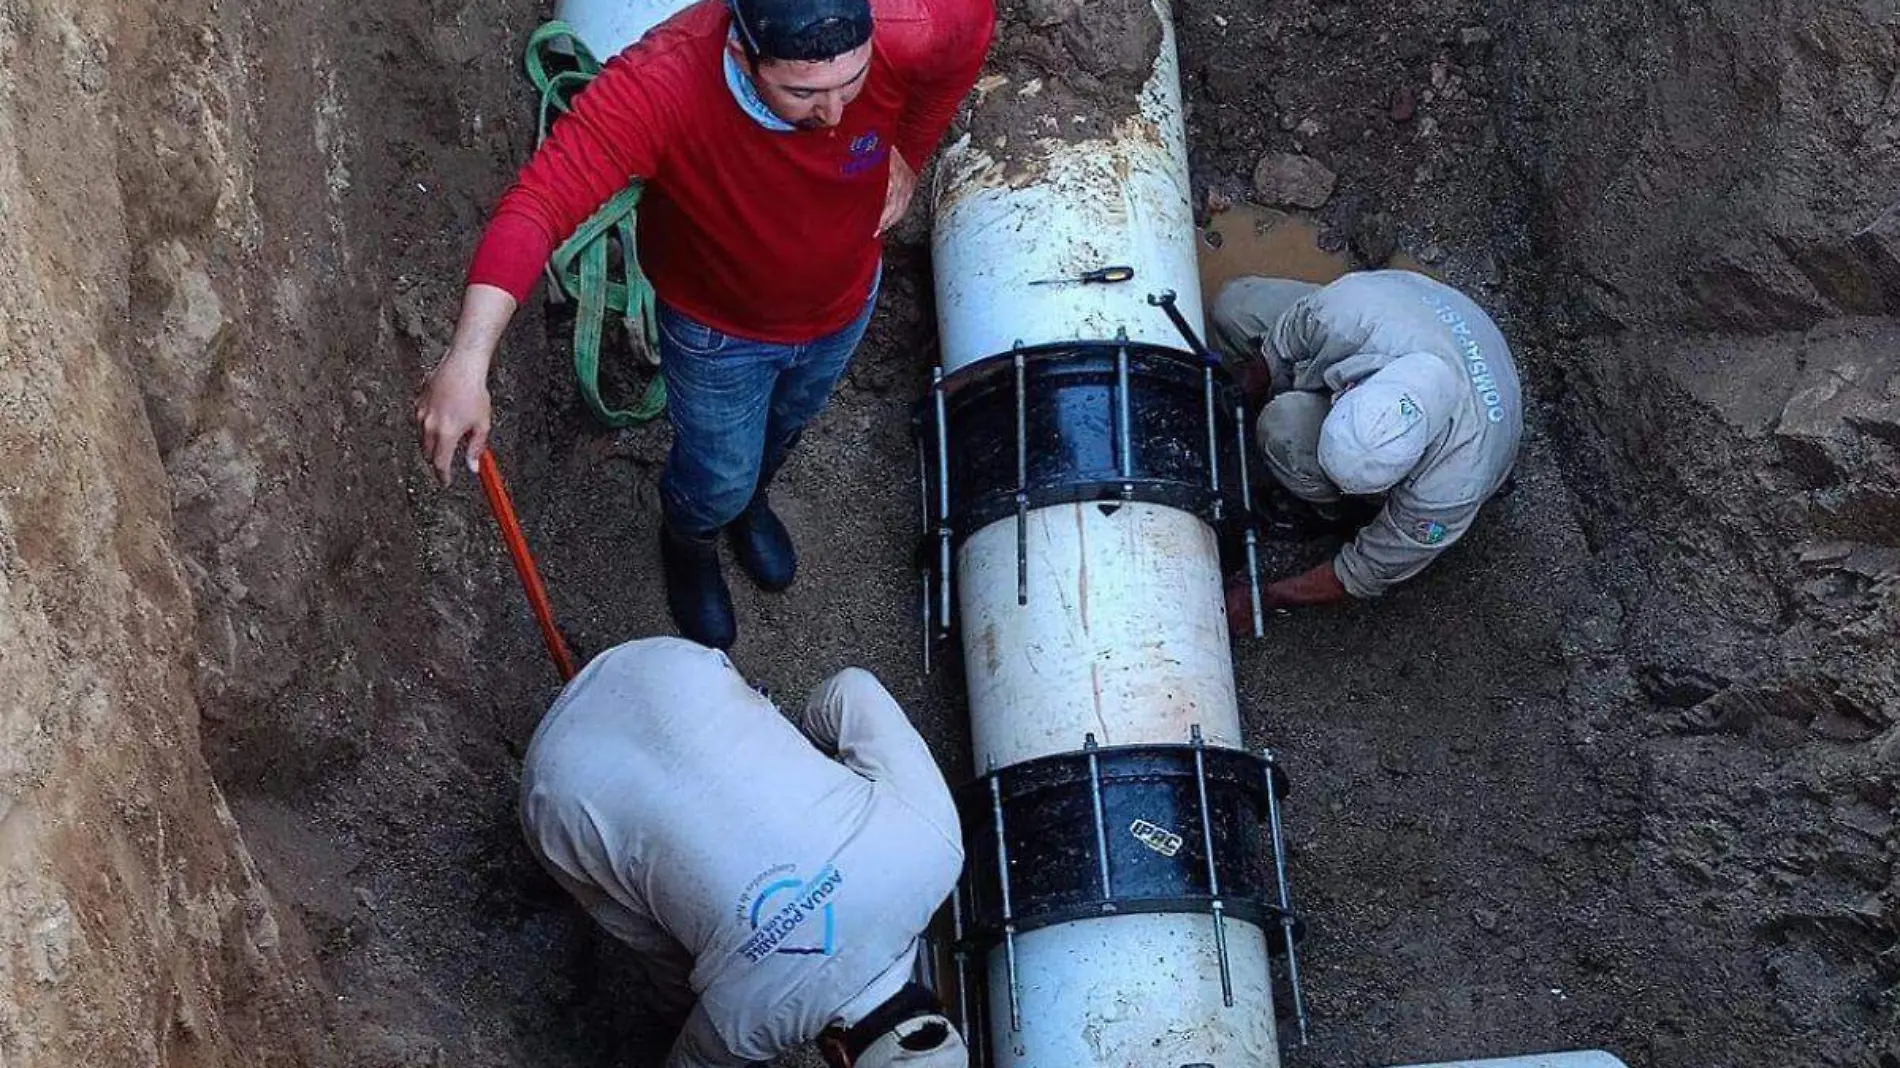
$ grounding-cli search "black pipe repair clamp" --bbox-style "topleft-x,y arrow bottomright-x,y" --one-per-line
911,333 -> 1268,646
944,730 -> 1309,1063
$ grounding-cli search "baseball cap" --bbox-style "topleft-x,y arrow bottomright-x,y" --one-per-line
729,0 -> 872,61
1316,355 -> 1442,495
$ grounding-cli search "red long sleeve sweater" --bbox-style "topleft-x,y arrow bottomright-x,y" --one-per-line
468,0 -> 993,343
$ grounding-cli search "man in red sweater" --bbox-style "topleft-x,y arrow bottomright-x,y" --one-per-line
416,0 -> 993,650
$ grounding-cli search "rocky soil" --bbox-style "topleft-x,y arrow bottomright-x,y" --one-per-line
1,0 -> 1892,1066
0,2 -> 336,1063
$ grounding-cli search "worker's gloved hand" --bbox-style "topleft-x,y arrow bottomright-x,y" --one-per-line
1224,574 -> 1256,636
1264,561 -> 1351,609
1233,356 -> 1274,413
1226,561 -> 1352,633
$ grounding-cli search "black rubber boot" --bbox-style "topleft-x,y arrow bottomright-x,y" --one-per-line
730,432 -> 800,592
729,490 -> 797,592
660,522 -> 736,650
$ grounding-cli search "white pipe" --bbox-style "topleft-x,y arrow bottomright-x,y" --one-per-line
958,504 -> 1266,1067
551,0 -> 695,59
930,0 -> 1202,373
989,915 -> 1278,1068
957,503 -> 1239,771
929,3 -> 1267,1066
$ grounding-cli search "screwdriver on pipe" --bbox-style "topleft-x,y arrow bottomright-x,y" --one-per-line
1027,265 -> 1135,286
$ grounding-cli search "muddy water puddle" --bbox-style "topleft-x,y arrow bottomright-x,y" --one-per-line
1195,205 -> 1430,311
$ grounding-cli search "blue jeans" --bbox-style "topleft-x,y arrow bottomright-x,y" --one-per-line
656,281 -> 878,535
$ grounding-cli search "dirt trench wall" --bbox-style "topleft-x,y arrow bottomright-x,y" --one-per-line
1494,3 -> 1899,1060
1497,1 -> 1900,334
1496,0 -> 1900,736
2,0 -> 573,1056
0,0 -> 333,1063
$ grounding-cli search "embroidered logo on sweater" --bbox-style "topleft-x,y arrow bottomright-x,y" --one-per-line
738,864 -> 845,962
842,130 -> 888,176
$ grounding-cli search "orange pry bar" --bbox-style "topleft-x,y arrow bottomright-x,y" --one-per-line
477,450 -> 578,682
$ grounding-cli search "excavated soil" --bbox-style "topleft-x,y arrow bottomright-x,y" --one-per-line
960,0 -> 1164,155
3,0 -> 1895,1066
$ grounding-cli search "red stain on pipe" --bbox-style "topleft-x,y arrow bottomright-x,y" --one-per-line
477,450 -> 578,682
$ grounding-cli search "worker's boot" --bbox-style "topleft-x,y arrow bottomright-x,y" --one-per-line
728,488 -> 796,592
730,436 -> 799,592
660,521 -> 736,650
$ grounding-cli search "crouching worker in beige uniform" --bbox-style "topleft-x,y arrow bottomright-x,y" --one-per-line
1210,270 -> 1523,615
521,637 -> 967,1068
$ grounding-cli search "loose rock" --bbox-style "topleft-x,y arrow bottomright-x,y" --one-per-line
1253,152 -> 1337,209
1639,665 -> 1730,709
1352,210 -> 1399,266
1390,85 -> 1416,123
1479,250 -> 1502,285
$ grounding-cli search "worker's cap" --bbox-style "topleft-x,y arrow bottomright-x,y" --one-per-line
852,1014 -> 968,1068
1256,391 -> 1341,504
729,0 -> 872,61
1317,355 -> 1440,495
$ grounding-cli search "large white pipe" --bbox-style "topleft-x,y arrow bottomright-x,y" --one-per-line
552,0 -> 695,58
957,503 -> 1239,770
957,504 -> 1271,1068
931,0 -> 1203,373
992,914 -> 1278,1066
928,3 -> 1275,1067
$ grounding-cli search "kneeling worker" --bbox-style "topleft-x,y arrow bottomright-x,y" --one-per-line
1210,270 -> 1523,613
521,637 -> 967,1068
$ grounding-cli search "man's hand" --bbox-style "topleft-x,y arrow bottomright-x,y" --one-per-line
413,283 -> 516,486
877,148 -> 918,236
1263,560 -> 1350,608
415,354 -> 493,485
1224,560 -> 1351,633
